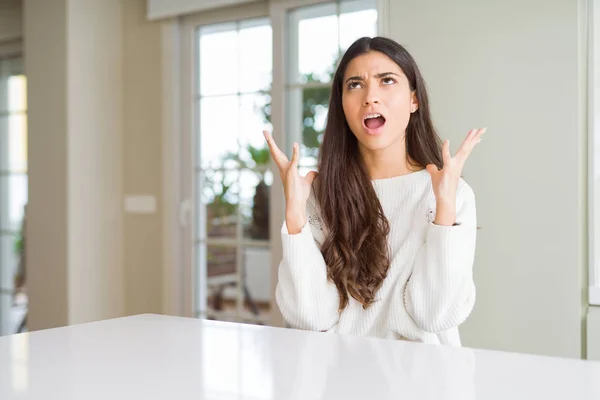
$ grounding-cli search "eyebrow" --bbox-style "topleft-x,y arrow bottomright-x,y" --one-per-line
344,72 -> 400,84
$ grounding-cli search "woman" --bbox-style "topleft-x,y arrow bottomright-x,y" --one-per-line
263,36 -> 484,346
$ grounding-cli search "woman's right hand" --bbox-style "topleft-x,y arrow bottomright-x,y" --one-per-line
263,130 -> 318,233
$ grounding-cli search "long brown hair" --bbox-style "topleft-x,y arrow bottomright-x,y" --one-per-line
316,37 -> 443,311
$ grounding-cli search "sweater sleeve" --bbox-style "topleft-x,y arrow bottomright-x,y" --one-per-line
402,181 -> 477,333
275,197 -> 340,331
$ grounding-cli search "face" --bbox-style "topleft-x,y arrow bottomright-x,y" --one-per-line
341,51 -> 418,153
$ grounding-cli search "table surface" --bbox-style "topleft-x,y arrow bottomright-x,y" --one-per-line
1,314 -> 599,399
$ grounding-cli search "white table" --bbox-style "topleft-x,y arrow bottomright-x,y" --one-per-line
0,314 -> 599,399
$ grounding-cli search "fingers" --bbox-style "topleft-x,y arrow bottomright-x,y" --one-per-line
466,128 -> 478,140
263,130 -> 288,168
456,129 -> 477,157
290,142 -> 300,168
455,127 -> 486,163
473,127 -> 486,143
442,140 -> 452,166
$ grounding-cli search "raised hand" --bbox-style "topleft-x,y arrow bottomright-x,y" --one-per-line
425,128 -> 486,225
263,130 -> 318,233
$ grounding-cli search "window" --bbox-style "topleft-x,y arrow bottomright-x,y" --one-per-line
0,56 -> 28,335
179,0 -> 380,325
194,18 -> 274,324
286,0 -> 378,170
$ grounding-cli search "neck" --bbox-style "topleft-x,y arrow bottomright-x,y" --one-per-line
359,137 -> 422,179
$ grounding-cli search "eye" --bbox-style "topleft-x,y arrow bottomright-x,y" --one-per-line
347,81 -> 362,90
382,77 -> 396,85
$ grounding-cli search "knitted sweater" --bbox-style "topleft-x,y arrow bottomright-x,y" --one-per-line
275,169 -> 477,346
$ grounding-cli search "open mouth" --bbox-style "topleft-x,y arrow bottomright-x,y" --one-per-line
363,113 -> 386,132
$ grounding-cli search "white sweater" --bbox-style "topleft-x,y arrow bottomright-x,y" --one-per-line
275,169 -> 477,347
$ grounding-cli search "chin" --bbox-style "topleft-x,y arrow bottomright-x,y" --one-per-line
355,129 -> 404,152
357,136 -> 394,151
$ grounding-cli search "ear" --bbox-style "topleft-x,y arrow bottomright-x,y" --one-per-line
410,91 -> 419,113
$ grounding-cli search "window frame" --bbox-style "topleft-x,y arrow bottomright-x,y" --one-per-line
589,0 -> 600,306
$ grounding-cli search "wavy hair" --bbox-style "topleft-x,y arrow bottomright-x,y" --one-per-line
315,37 -> 443,311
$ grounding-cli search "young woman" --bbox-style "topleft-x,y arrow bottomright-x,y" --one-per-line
263,36 -> 484,347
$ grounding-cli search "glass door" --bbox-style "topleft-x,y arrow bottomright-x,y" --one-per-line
193,18 -> 274,324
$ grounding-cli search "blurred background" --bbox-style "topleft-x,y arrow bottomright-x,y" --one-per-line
0,0 -> 598,364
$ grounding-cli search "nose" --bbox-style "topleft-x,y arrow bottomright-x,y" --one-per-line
363,86 -> 380,106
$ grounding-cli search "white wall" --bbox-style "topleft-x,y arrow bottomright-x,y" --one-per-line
66,0 -> 124,324
25,0 -> 124,329
24,0 -> 70,330
19,0 -> 165,331
20,0 -> 166,330
388,0 -> 586,358
122,0 -> 164,316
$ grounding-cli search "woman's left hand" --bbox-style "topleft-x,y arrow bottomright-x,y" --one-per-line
426,128 -> 486,225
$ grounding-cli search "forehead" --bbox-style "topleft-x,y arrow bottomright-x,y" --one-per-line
343,51 -> 404,79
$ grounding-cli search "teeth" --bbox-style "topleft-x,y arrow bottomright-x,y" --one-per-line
365,113 -> 382,119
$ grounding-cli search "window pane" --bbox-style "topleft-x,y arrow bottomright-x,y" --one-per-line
239,93 -> 272,154
0,58 -> 26,112
286,86 -> 330,166
0,115 -> 28,172
289,3 -> 339,84
240,169 -> 272,240
302,85 -> 330,159
199,95 -> 240,169
195,244 -> 271,322
239,20 -> 272,93
199,244 -> 238,315
197,169 -> 239,240
0,175 -> 28,231
1,292 -> 27,336
8,76 -> 26,113
339,1 -> 378,51
242,245 -> 271,318
0,234 -> 20,290
0,293 -> 12,335
199,23 -> 239,96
